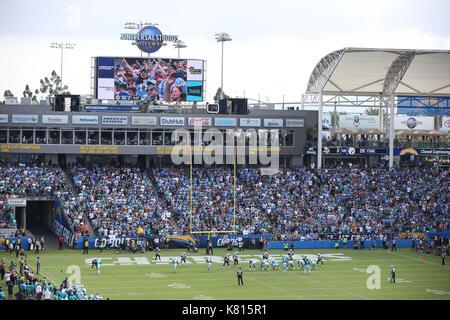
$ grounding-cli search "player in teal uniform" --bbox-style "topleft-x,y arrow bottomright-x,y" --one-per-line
96,258 -> 102,275
271,259 -> 280,271
206,256 -> 212,272
172,257 -> 179,273
281,256 -> 288,272
304,258 -> 312,273
249,259 -> 256,271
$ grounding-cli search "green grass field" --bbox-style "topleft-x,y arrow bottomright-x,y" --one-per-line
2,247 -> 449,300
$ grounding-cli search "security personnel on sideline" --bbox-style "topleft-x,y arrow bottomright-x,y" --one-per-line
83,239 -> 89,255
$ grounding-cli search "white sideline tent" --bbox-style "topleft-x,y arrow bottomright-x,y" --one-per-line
306,48 -> 450,168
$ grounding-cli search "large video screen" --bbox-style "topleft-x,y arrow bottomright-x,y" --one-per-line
96,57 -> 204,102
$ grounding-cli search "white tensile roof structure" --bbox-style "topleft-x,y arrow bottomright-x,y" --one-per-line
305,47 -> 450,168
306,47 -> 450,96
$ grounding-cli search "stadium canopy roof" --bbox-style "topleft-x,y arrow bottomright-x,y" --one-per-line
306,47 -> 450,97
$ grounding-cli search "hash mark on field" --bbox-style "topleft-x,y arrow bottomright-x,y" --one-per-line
194,294 -> 215,300
425,288 -> 450,295
145,273 -> 167,278
168,282 -> 190,289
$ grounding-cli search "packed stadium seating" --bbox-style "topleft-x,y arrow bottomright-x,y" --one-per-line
0,159 -> 448,240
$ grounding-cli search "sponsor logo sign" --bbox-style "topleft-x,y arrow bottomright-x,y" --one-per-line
102,115 -> 128,125
72,115 -> 98,125
131,116 -> 157,126
286,119 -> 304,127
214,117 -> 237,127
12,114 -> 38,124
240,118 -> 261,127
441,117 -> 450,132
188,117 -> 211,126
42,115 -> 69,124
160,117 -> 185,126
8,198 -> 27,207
264,119 -> 283,127
394,116 -> 434,130
339,115 -> 379,130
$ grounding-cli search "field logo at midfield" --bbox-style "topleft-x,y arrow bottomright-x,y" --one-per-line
366,265 -> 381,290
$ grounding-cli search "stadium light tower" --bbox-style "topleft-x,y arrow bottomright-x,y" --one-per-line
215,32 -> 232,100
173,40 -> 187,59
50,42 -> 76,94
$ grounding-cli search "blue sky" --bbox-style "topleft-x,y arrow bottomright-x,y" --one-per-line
0,0 -> 449,104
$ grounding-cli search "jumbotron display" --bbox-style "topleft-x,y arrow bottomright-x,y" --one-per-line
95,57 -> 205,102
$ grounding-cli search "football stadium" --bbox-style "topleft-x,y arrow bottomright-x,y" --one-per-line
0,1 -> 449,311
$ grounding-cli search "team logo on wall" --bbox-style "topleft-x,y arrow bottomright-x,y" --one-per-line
348,147 -> 356,155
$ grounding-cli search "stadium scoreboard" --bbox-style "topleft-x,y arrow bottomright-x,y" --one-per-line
95,56 -> 205,102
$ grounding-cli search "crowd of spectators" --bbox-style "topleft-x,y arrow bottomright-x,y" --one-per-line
249,165 -> 448,240
152,167 -> 273,235
70,161 -> 175,238
0,157 -> 448,243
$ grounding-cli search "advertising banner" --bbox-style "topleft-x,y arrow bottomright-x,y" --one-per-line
160,116 -> 185,126
397,96 -> 450,116
264,119 -> 283,127
0,114 -> 8,123
286,119 -> 304,128
441,117 -> 450,132
53,198 -> 75,247
42,115 -> 69,124
322,114 -> 332,130
188,117 -> 211,126
214,117 -> 237,127
339,115 -> 379,130
72,115 -> 99,125
84,104 -> 142,112
102,115 -> 128,125
394,116 -> 434,131
240,118 -> 261,127
131,116 -> 157,126
12,114 -> 38,124
394,148 -> 450,156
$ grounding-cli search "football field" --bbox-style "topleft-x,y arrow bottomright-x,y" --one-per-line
2,247 -> 449,300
